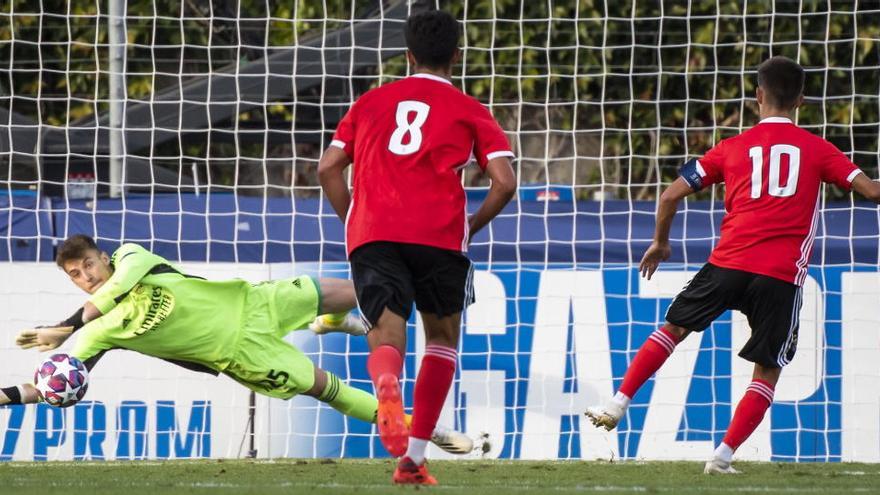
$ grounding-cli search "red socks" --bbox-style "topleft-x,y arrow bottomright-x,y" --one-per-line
411,345 -> 457,440
366,343 -> 457,441
618,327 -> 680,398
367,344 -> 404,386
616,325 -> 774,455
723,379 -> 774,450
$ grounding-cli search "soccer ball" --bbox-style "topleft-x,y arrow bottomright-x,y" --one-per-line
33,354 -> 89,408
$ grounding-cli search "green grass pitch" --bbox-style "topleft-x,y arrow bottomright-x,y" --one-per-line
2,459 -> 879,495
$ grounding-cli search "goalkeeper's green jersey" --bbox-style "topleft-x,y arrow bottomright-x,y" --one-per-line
71,244 -> 248,371
88,243 -> 171,314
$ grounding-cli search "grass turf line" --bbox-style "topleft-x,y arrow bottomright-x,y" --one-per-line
2,459 -> 879,495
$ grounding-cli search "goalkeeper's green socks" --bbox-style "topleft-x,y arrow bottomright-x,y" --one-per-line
318,372 -> 378,423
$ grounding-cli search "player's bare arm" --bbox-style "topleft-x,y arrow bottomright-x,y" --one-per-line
467,156 -> 517,241
640,177 -> 694,280
317,146 -> 353,222
850,173 -> 880,204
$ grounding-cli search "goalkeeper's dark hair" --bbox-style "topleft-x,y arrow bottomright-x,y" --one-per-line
405,10 -> 460,69
56,234 -> 100,268
757,56 -> 805,110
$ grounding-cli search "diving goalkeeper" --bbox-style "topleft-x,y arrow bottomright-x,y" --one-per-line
0,234 -> 471,454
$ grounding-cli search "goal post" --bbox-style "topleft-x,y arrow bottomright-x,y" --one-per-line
1,1 -> 879,462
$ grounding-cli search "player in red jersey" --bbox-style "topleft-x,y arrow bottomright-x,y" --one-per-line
585,56 -> 880,473
318,10 -> 516,485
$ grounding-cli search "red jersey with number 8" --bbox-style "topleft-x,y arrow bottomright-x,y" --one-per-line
685,117 -> 861,286
331,73 -> 514,255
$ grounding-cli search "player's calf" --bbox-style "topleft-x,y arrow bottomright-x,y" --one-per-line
618,326 -> 683,398
408,342 -> 458,464
706,373 -> 776,475
366,343 -> 408,457
314,277 -> 359,315
586,326 -> 684,430
375,373 -> 409,457
312,369 -> 476,455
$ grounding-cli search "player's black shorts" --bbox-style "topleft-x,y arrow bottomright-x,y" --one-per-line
665,263 -> 802,369
349,241 -> 475,328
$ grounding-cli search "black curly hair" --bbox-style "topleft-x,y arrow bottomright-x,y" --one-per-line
405,10 -> 461,69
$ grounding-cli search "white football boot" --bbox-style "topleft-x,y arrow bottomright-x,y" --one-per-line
430,425 -> 475,454
704,457 -> 740,474
585,401 -> 626,431
309,314 -> 367,337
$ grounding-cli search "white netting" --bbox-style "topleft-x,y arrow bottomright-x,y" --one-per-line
1,1 -> 879,461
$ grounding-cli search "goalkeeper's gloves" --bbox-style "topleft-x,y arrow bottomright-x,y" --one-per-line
15,326 -> 75,352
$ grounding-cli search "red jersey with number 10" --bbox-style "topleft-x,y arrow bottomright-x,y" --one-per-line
687,117 -> 862,286
331,73 -> 514,256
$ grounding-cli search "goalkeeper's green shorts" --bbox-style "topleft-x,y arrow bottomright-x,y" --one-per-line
223,275 -> 322,399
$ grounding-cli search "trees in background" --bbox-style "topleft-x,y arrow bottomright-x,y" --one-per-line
2,0 -> 877,199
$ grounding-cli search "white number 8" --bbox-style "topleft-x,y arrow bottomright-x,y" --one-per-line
749,144 -> 800,199
388,100 -> 430,155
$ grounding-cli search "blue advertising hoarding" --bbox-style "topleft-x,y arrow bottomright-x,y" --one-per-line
1,193 -> 878,461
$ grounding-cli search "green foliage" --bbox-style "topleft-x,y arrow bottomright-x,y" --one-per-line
1,1 -> 878,198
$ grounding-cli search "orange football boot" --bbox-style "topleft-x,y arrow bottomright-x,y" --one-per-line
375,373 -> 408,457
393,456 -> 437,485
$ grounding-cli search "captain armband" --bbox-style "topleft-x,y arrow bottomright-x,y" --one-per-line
679,159 -> 707,192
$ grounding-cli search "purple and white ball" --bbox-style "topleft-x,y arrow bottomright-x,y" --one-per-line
33,353 -> 89,408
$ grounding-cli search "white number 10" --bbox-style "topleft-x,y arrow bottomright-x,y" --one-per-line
749,144 -> 800,199
388,100 -> 431,155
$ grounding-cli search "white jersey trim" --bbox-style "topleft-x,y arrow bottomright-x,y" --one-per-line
759,116 -> 793,124
794,191 -> 821,286
846,169 -> 863,183
330,139 -> 346,149
410,73 -> 453,85
777,286 -> 803,367
461,204 -> 470,252
487,150 -> 515,161
461,260 -> 475,311
344,191 -> 354,256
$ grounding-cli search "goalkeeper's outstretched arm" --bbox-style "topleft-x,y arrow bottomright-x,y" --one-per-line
0,352 -> 103,405
0,384 -> 40,405
19,238 -> 166,353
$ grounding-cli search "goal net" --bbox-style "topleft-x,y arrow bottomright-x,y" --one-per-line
2,0 -> 880,462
